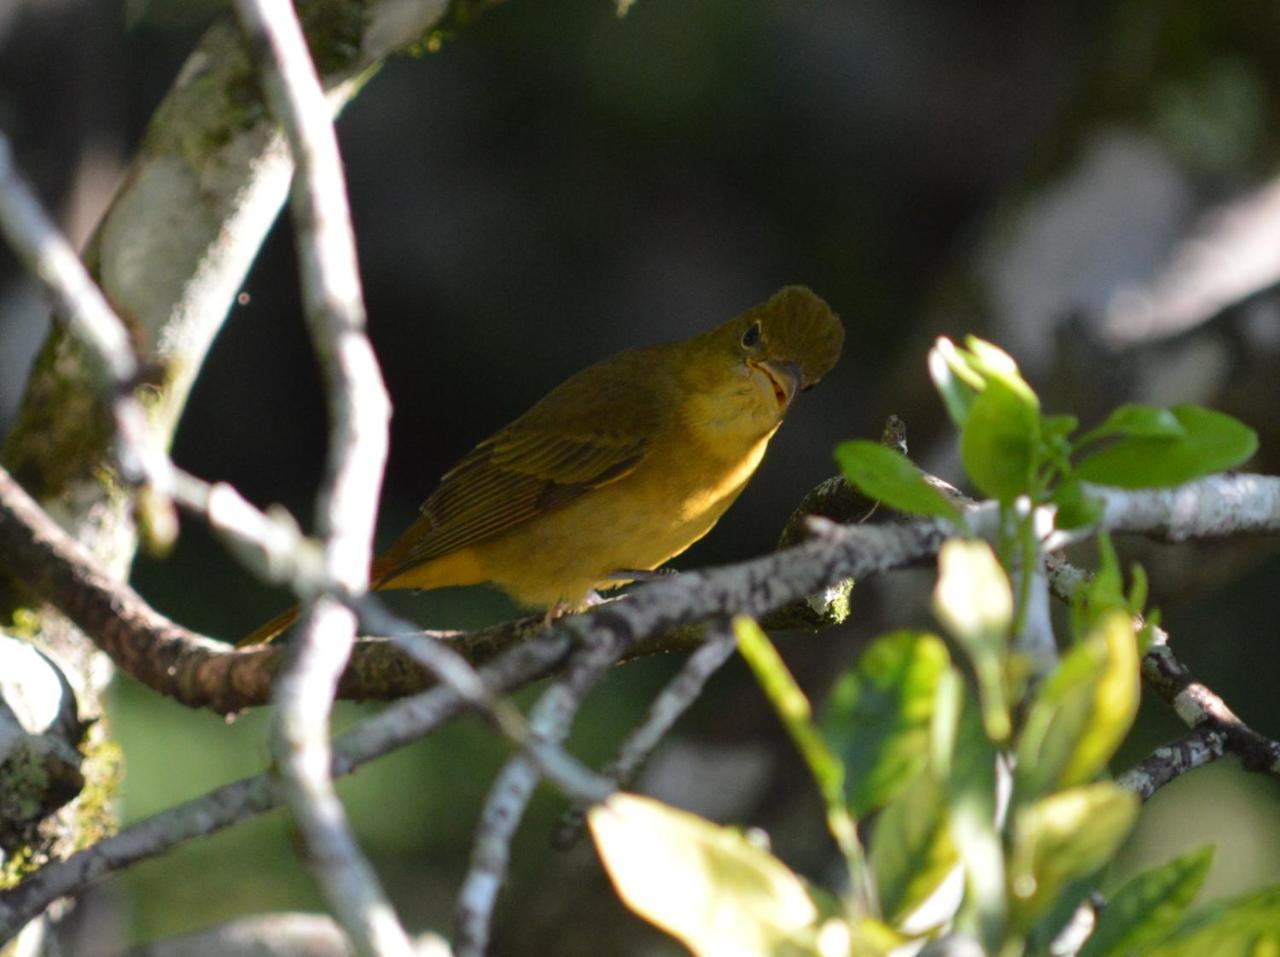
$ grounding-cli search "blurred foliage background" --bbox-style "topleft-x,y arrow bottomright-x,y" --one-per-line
3,0 -> 1280,953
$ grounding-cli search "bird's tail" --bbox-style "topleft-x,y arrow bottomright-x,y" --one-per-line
236,604 -> 300,647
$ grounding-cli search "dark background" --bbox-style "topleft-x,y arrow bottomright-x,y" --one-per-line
3,1 -> 1280,952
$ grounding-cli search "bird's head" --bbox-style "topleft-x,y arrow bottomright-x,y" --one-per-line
728,285 -> 844,410
681,286 -> 844,440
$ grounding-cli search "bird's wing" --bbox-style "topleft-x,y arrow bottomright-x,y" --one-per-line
373,351 -> 664,584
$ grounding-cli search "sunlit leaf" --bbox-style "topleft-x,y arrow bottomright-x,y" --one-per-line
841,917 -> 912,957
929,338 -> 981,427
834,441 -> 964,522
1009,783 -> 1140,929
1074,405 -> 1257,488
933,540 -> 1013,742
961,376 -> 1041,502
933,540 -> 1013,646
963,336 -> 1037,405
822,630 -> 950,817
1015,611 -> 1140,799
1079,846 -> 1214,957
590,793 -> 823,957
1145,883 -> 1280,957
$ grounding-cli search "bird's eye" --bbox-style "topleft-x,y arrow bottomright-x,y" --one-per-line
741,322 -> 761,349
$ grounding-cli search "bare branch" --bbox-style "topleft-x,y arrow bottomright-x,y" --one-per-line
552,621 -> 737,850
113,912 -> 444,957
456,628 -> 629,957
0,138 -> 136,387
1088,474 -> 1280,542
0,620 -> 575,944
0,130 -> 177,546
1140,628 -> 1280,776
1116,726 -> 1227,801
231,0 -> 401,953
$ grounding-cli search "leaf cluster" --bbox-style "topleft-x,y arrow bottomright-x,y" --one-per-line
588,338 -> 1270,955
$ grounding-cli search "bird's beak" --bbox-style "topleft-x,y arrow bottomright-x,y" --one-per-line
751,359 -> 803,408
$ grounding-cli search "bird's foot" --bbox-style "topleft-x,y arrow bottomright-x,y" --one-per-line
542,591 -> 605,626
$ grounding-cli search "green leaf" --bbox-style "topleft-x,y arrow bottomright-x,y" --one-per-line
822,630 -> 951,816
944,692 -> 1006,951
1079,846 -> 1214,957
1015,611 -> 1140,799
1041,414 -> 1080,442
870,770 -> 958,925
1069,534 -> 1133,636
961,376 -> 1041,502
929,338 -> 981,427
1078,404 -> 1186,445
1074,405 -> 1257,489
933,539 -> 1013,742
834,441 -> 964,522
1051,479 -> 1103,531
734,616 -> 866,887
1127,563 -> 1148,617
590,793 -> 824,957
1145,884 -> 1280,957
1009,783 -> 1140,929
933,540 -> 1013,652
1041,414 -> 1080,475
963,336 -> 1037,405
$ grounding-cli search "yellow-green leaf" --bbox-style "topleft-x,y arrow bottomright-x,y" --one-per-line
933,540 -> 1013,742
961,376 -> 1041,502
1009,783 -> 1140,929
590,793 -> 822,957
1144,884 -> 1280,957
734,616 -> 866,895
1016,611 -> 1140,799
1079,846 -> 1214,957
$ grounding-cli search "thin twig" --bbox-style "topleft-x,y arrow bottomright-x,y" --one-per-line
455,625 -> 632,957
551,621 -> 738,850
0,139 -> 134,383
1116,726 -> 1227,801
351,597 -> 614,805
1139,627 -> 1280,776
231,1 -> 402,955
0,132 -> 174,533
1012,499 -> 1058,676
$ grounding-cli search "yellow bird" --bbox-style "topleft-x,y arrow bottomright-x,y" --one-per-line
239,285 -> 843,645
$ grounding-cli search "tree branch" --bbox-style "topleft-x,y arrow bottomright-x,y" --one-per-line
1116,727 -> 1227,801
0,625 -> 570,945
232,1 -> 404,953
551,621 -> 737,849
